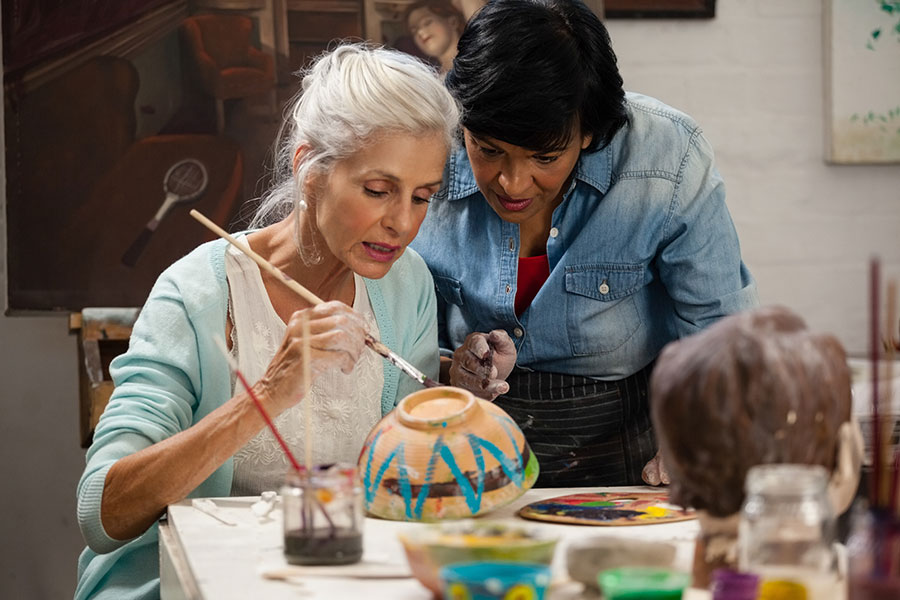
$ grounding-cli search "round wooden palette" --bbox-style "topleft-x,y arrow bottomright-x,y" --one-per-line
517,491 -> 695,526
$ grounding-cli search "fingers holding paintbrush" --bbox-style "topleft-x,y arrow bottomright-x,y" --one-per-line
450,329 -> 517,400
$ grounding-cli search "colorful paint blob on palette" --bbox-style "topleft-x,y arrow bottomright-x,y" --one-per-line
517,492 -> 696,526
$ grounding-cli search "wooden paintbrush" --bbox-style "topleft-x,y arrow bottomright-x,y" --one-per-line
191,209 -> 440,389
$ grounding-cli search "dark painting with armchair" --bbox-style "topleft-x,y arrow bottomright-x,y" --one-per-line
2,0 -> 364,312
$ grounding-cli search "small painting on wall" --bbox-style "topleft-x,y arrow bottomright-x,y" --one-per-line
825,0 -> 900,164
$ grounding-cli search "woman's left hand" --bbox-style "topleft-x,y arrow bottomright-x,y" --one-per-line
449,329 -> 516,400
641,450 -> 670,486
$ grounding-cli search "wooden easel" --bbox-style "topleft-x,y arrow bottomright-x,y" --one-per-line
69,309 -> 139,447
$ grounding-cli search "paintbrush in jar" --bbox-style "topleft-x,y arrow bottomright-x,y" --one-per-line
870,258 -> 884,507
884,280 -> 898,514
191,209 -> 440,389
212,335 -> 337,533
300,312 -> 314,535
213,335 -> 304,474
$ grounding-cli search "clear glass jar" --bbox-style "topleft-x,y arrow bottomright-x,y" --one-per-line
738,464 -> 842,599
281,463 -> 364,565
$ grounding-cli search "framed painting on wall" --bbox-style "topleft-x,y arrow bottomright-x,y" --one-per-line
825,0 -> 900,164
2,0 -> 365,313
604,0 -> 715,19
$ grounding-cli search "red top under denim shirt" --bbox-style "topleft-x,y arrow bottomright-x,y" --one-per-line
515,254 -> 550,317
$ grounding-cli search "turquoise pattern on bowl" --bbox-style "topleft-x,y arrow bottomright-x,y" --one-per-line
440,561 -> 552,600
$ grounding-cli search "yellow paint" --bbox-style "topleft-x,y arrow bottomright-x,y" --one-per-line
435,531 -> 534,547
504,583 -> 536,600
447,582 -> 471,600
638,505 -> 669,519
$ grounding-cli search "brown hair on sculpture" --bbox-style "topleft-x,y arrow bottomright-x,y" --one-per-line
650,305 -> 851,518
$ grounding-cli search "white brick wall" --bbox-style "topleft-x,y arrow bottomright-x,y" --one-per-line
607,0 -> 900,354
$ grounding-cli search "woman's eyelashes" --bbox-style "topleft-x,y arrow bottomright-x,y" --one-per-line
476,143 -> 559,164
477,144 -> 502,158
364,185 -> 433,204
364,186 -> 388,198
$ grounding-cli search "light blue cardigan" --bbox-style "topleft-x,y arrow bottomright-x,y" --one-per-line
74,238 -> 439,600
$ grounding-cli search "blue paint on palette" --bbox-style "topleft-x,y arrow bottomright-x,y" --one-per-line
526,503 -> 643,521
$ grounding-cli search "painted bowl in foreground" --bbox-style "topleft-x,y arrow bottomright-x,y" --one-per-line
357,386 -> 539,521
399,521 -> 558,597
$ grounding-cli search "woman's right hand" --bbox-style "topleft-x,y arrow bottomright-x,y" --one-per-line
450,330 -> 517,400
254,301 -> 369,415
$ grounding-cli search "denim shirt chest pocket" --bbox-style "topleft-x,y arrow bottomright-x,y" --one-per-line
564,264 -> 644,356
433,275 -> 464,306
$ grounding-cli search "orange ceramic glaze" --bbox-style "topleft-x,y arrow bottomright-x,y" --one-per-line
358,386 -> 539,521
408,397 -> 469,420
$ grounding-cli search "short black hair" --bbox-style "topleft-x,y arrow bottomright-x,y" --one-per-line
446,0 -> 628,153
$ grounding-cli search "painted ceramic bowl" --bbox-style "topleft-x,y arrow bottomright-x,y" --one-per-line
398,521 -> 558,597
440,561 -> 552,600
358,386 -> 539,521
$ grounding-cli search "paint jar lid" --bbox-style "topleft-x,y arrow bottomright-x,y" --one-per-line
598,567 -> 691,599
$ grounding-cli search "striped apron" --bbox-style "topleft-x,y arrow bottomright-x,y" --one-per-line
493,363 -> 657,487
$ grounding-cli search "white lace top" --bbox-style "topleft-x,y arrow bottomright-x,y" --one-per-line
225,237 -> 383,496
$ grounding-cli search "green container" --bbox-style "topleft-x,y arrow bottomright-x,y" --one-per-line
598,567 -> 691,600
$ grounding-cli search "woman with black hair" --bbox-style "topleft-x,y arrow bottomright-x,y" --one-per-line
411,0 -> 758,487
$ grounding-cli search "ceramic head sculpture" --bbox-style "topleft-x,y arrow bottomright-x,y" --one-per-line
650,305 -> 863,586
358,386 -> 539,521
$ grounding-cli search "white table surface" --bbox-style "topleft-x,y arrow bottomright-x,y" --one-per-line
159,486 -> 709,600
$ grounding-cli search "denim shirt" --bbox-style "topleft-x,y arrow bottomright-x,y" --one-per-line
410,92 -> 759,380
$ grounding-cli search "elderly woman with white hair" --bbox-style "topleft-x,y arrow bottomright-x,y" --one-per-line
74,43 -> 459,600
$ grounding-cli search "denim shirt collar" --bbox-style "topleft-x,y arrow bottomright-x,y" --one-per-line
444,143 -> 614,202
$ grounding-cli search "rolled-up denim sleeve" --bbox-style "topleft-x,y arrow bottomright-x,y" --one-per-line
657,128 -> 759,337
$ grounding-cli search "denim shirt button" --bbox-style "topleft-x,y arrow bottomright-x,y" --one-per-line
549,227 -> 559,238
513,327 -> 524,338
505,284 -> 512,294
598,281 -> 610,294
508,238 -> 515,251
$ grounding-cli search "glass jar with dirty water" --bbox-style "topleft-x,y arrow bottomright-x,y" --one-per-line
281,463 -> 364,565
738,464 -> 842,599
